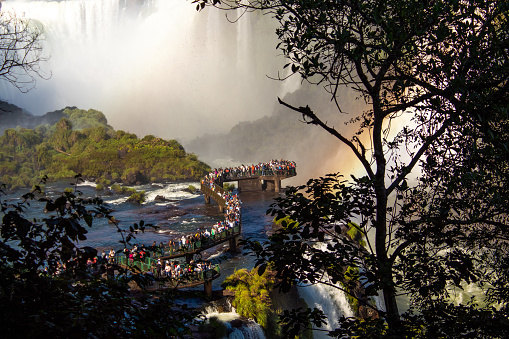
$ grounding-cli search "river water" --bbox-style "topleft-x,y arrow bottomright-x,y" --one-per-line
4,179 -> 279,289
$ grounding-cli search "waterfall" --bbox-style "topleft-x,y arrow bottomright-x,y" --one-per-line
293,241 -> 356,338
202,299 -> 266,339
1,0 -> 290,140
298,280 -> 355,338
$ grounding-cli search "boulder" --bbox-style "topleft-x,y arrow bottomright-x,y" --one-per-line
123,170 -> 148,185
154,195 -> 170,202
230,319 -> 244,328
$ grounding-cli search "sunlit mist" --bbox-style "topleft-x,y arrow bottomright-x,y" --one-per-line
2,0 -> 289,140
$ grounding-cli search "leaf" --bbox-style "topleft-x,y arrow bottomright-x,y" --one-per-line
258,263 -> 267,276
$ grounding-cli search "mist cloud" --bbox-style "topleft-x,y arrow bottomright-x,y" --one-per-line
2,0 -> 288,140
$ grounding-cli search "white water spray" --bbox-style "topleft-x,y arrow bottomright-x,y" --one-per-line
2,0 -> 290,140
296,241 -> 356,338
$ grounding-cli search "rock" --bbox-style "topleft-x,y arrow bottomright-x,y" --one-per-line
154,195 -> 169,202
230,319 -> 244,328
122,170 -> 148,185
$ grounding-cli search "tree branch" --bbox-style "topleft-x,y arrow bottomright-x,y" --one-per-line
278,97 -> 375,180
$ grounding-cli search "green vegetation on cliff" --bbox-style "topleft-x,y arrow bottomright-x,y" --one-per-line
222,266 -> 313,338
0,107 -> 211,190
222,267 -> 276,332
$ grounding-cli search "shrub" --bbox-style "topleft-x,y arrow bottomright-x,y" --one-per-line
127,191 -> 146,204
223,183 -> 235,192
222,267 -> 274,329
198,316 -> 227,338
346,222 -> 366,247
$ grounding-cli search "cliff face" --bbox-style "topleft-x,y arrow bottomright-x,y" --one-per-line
184,84 -> 368,185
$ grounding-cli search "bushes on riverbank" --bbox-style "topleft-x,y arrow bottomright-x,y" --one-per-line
222,266 -> 313,338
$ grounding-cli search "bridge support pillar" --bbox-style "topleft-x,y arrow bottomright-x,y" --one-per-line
275,179 -> 281,192
229,237 -> 237,252
204,194 -> 210,204
219,204 -> 224,213
204,280 -> 212,297
185,253 -> 193,264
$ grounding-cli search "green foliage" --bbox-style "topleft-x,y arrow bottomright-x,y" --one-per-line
198,316 -> 228,338
127,190 -> 146,204
346,222 -> 366,247
111,184 -> 136,195
199,0 -> 509,336
187,185 -> 197,193
0,108 -> 211,190
223,183 -> 235,192
95,183 -> 104,191
222,267 -> 274,329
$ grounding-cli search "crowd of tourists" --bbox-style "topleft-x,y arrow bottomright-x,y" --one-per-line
203,159 -> 296,183
154,258 -> 213,279
57,160 -> 294,280
163,191 -> 241,254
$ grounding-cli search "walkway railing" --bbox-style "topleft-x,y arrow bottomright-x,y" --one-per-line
112,180 -> 239,288
201,181 -> 226,205
113,223 -> 241,266
114,255 -> 220,279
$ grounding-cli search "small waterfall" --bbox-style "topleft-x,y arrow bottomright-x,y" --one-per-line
298,281 -> 355,338
202,299 -> 266,339
295,241 -> 356,338
228,320 -> 266,339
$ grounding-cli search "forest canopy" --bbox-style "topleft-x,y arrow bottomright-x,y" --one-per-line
0,107 -> 211,190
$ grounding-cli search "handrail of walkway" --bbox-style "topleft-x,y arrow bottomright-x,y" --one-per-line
115,255 -> 220,280
113,223 -> 241,264
112,180 -> 238,288
201,181 -> 226,206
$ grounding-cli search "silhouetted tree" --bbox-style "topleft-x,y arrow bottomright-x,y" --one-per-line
0,177 -> 195,337
195,0 -> 509,336
0,10 -> 49,93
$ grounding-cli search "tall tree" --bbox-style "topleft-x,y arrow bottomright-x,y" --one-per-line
195,0 -> 509,336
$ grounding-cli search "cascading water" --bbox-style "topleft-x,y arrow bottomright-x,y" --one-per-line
296,242 -> 356,338
1,0 -> 291,140
202,299 -> 266,339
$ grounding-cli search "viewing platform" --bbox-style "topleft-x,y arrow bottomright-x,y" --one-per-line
114,180 -> 241,296
114,160 -> 295,296
204,161 -> 297,193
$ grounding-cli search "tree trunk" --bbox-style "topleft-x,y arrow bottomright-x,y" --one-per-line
372,100 -> 400,328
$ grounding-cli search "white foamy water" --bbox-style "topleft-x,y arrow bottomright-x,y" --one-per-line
298,281 -> 354,338
295,241 -> 355,338
77,180 -> 97,188
203,303 -> 266,339
144,182 -> 199,203
103,196 -> 129,205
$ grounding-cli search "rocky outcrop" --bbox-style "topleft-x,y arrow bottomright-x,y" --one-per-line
122,170 -> 148,185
